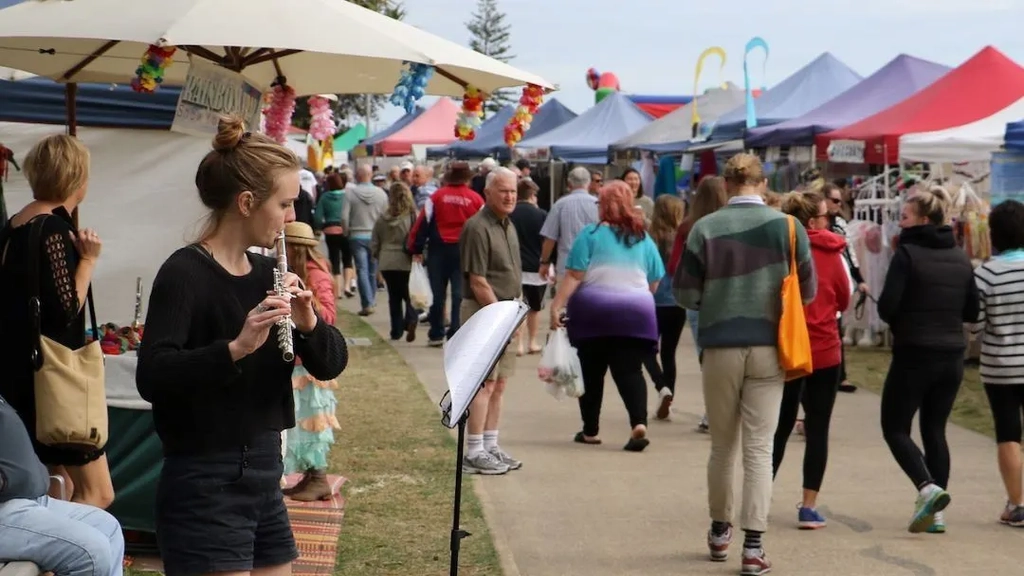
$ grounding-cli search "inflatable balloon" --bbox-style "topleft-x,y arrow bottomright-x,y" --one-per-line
691,47 -> 727,130
585,68 -> 621,104
743,37 -> 770,128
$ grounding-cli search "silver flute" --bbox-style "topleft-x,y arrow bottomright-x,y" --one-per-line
131,276 -> 143,330
274,230 -> 295,362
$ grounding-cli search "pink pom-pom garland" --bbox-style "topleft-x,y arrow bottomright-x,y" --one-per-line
307,95 -> 337,141
263,82 -> 296,144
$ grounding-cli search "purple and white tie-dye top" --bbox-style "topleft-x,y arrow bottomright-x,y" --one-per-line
564,223 -> 665,345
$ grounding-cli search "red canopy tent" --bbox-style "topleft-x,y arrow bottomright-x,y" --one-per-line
816,46 -> 1024,164
374,98 -> 460,156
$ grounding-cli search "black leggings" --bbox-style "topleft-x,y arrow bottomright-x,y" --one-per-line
880,348 -> 963,490
773,364 -> 841,492
983,384 -> 1024,444
642,306 -> 687,394
576,336 -> 649,437
324,233 -> 352,275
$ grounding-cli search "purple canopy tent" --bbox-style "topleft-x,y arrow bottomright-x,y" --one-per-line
745,54 -> 951,148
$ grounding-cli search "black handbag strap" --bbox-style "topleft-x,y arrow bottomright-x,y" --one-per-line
25,215 -> 99,366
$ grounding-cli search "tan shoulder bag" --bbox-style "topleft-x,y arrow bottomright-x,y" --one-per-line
25,216 -> 108,451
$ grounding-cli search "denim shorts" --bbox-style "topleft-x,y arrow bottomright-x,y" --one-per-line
155,432 -> 298,576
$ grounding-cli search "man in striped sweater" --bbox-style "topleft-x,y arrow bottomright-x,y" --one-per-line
971,199 -> 1024,527
675,154 -> 815,576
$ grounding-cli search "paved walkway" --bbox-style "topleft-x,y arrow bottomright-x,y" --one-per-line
342,297 -> 1021,576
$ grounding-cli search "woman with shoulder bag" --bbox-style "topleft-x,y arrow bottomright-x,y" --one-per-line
0,134 -> 114,509
136,116 -> 349,576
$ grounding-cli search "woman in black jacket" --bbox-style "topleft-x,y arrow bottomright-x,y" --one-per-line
876,186 -> 979,535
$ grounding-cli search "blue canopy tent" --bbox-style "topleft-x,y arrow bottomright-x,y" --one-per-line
708,52 -> 863,142
429,98 -> 577,160
1005,120 -> 1024,152
355,105 -> 426,156
516,91 -> 652,163
745,55 -> 950,148
0,76 -> 180,128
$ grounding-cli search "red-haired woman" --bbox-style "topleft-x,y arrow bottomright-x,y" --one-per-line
549,180 -> 665,452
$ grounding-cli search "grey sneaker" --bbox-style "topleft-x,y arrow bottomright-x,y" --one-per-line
463,451 -> 509,475
489,446 -> 522,471
1001,502 -> 1024,527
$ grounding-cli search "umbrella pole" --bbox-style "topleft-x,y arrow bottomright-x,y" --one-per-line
65,82 -> 80,227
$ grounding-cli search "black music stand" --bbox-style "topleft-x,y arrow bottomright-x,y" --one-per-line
438,301 -> 528,575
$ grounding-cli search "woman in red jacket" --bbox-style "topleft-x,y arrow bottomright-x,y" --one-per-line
772,190 -> 852,530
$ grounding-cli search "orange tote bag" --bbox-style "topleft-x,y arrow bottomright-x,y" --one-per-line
778,216 -> 813,381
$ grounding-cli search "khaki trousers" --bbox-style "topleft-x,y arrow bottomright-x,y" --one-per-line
702,346 -> 784,533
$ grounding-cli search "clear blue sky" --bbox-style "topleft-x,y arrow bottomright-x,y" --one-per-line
374,0 -> 1023,129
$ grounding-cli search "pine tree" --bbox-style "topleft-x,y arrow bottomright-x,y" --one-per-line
466,0 -> 515,116
292,0 -> 406,134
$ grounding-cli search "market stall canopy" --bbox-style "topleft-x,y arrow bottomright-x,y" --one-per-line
372,97 -> 460,156
0,75 -> 179,128
1006,120 -> 1024,152
609,83 -> 744,152
356,106 -> 425,156
333,123 -> 367,153
430,98 -> 577,160
516,91 -> 652,164
0,0 -> 554,96
817,46 -> 1024,165
745,54 -> 950,148
899,97 -> 1024,163
709,52 -> 862,141
427,105 -> 515,159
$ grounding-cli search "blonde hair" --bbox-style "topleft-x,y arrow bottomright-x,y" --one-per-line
286,243 -> 333,313
387,181 -> 415,218
23,134 -> 90,202
195,115 -> 301,238
763,191 -> 783,210
722,153 -> 764,190
650,195 -> 685,255
906,186 -> 951,225
780,190 -> 825,227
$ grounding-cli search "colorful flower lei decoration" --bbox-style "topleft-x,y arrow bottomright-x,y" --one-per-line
455,85 -> 484,141
504,84 -> 544,147
307,95 -> 337,141
130,44 -> 176,94
389,62 -> 434,114
263,79 -> 296,144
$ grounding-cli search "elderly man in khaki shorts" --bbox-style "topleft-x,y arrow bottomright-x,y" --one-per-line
459,166 -> 523,475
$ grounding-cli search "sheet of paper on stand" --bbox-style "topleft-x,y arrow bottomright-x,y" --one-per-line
440,300 -> 528,428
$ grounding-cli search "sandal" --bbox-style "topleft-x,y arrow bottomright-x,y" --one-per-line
624,426 -> 649,452
573,431 -> 602,445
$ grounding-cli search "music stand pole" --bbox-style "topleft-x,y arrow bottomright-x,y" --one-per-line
449,411 -> 471,576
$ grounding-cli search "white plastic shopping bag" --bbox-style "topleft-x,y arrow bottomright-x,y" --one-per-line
537,328 -> 585,399
409,262 -> 433,310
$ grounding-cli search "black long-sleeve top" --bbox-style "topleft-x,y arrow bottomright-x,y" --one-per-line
136,246 -> 348,456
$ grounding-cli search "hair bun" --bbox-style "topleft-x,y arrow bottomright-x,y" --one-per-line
212,115 -> 247,152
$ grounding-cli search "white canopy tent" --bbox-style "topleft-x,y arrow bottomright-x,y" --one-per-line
899,96 -> 1024,163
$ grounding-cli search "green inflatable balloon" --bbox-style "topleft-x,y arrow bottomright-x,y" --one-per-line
595,87 -> 616,103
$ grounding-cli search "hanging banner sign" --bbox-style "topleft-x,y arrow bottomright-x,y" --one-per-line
827,140 -> 866,164
171,60 -> 265,138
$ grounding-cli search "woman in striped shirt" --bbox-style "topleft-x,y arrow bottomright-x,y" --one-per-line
972,199 -> 1024,527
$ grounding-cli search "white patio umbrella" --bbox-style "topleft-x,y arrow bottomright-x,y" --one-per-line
0,0 -> 553,96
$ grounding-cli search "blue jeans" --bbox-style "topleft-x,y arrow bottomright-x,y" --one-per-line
0,496 -> 124,576
351,237 -> 378,310
427,243 -> 462,341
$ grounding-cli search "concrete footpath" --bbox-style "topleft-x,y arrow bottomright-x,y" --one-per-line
342,298 -> 1021,576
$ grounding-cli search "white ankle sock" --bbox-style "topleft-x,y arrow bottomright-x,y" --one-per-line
467,434 -> 484,457
919,483 -> 942,498
483,430 -> 499,451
